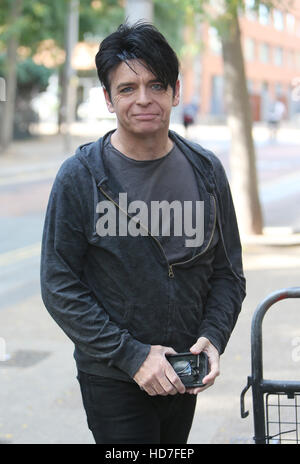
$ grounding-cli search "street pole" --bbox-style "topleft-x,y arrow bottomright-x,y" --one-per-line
61,0 -> 79,152
125,0 -> 153,24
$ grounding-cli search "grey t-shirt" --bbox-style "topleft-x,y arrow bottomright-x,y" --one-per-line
103,136 -> 204,264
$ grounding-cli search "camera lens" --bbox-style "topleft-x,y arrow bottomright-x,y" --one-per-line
173,360 -> 192,376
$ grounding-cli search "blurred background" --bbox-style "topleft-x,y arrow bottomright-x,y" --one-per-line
0,0 -> 300,445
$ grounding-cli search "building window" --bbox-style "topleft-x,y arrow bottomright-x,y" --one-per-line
286,13 -> 295,33
208,27 -> 222,55
273,9 -> 284,30
259,43 -> 269,63
274,47 -> 283,66
259,4 -> 270,25
244,38 -> 255,61
245,0 -> 256,21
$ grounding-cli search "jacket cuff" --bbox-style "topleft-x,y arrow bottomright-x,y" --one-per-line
110,336 -> 151,378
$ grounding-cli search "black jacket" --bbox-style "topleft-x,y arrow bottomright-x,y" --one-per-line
40,130 -> 246,382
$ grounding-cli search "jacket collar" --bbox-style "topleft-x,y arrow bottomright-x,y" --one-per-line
75,130 -> 113,187
75,129 -> 216,194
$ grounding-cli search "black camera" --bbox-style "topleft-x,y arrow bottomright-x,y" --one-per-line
166,352 -> 209,388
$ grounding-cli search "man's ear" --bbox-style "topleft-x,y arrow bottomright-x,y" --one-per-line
172,80 -> 180,107
103,88 -> 115,113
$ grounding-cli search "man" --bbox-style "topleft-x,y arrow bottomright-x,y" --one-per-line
40,22 -> 246,444
267,99 -> 286,140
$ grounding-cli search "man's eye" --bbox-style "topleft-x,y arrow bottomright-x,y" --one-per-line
120,87 -> 133,93
151,83 -> 164,91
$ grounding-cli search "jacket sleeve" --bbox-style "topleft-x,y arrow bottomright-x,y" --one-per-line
198,157 -> 246,354
40,161 -> 150,378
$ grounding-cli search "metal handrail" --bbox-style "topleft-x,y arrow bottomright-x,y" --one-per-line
241,287 -> 300,444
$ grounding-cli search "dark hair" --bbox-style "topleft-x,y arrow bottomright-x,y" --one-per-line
95,22 -> 179,98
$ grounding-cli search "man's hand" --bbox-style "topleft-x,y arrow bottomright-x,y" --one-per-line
133,345 -> 186,396
186,337 -> 220,395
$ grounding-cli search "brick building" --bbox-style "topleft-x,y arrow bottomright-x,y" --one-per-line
183,1 -> 300,122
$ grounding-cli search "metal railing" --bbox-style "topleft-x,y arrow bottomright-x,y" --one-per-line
240,287 -> 300,444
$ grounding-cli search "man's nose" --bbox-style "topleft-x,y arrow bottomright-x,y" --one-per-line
136,87 -> 151,105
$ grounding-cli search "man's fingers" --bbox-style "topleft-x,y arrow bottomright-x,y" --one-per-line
187,384 -> 211,394
164,364 -> 186,394
141,366 -> 185,396
154,362 -> 186,395
143,376 -> 181,396
134,345 -> 188,396
158,376 -> 180,395
203,367 -> 219,385
163,347 -> 177,356
189,337 -> 207,354
145,385 -> 157,396
145,364 -> 186,396
187,337 -> 221,395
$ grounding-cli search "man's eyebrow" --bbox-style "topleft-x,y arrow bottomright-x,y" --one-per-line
116,82 -> 135,90
116,79 -> 163,91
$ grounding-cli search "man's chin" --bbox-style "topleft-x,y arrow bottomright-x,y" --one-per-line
130,122 -> 168,136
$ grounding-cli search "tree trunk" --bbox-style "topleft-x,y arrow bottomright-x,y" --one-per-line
0,0 -> 23,153
221,14 -> 263,236
60,0 -> 79,151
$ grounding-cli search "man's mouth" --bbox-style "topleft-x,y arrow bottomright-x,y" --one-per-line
133,113 -> 158,120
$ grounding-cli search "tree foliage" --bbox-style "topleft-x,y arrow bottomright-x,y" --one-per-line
79,0 -> 124,40
154,0 -> 187,54
0,0 -> 126,57
0,54 -> 52,93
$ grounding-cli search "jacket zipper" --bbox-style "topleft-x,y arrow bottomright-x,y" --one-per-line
168,194 -> 217,278
98,186 -> 216,279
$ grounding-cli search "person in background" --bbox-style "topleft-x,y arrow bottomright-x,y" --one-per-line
267,99 -> 286,141
182,100 -> 198,137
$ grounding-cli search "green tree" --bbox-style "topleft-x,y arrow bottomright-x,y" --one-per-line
0,0 -> 67,150
0,0 -> 126,151
0,53 -> 53,137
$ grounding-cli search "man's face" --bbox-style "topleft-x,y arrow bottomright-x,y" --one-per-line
104,59 -> 180,137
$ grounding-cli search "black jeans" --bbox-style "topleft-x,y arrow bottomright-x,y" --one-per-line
77,370 -> 197,444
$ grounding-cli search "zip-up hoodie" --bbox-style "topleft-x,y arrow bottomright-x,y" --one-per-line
40,130 -> 246,382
